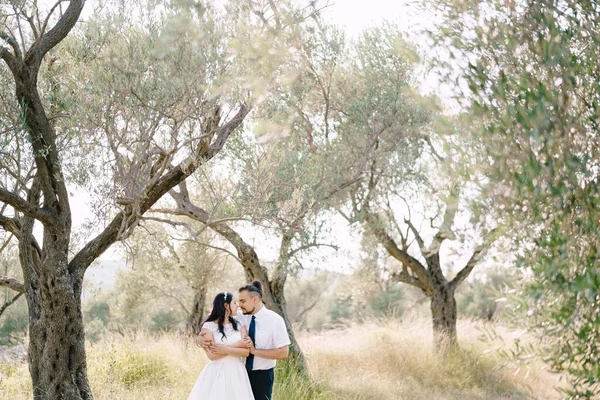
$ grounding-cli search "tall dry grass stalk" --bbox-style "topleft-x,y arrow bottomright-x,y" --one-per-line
0,318 -> 564,399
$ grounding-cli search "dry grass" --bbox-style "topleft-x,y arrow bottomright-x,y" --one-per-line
302,318 -> 564,400
0,318 -> 565,399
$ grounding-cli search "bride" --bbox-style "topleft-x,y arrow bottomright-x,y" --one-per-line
187,292 -> 254,400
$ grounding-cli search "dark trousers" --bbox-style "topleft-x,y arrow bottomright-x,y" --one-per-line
248,368 -> 274,400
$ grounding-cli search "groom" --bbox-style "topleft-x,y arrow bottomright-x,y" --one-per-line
238,281 -> 290,400
200,280 -> 290,400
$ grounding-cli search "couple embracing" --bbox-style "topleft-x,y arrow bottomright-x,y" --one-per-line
187,281 -> 290,400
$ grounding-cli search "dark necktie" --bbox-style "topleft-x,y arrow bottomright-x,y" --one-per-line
245,315 -> 256,372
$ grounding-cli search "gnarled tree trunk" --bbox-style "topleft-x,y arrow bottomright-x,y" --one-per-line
14,46 -> 93,398
26,269 -> 91,399
361,193 -> 497,356
430,283 -> 458,353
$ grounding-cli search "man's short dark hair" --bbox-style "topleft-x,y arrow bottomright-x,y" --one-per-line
239,280 -> 263,298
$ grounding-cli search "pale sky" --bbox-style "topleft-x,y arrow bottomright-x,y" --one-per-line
325,0 -> 429,35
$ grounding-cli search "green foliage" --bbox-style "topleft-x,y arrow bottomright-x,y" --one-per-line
100,347 -> 173,389
273,357 -> 332,399
150,310 -> 179,333
456,266 -> 517,321
83,297 -> 112,342
0,309 -> 27,346
430,0 -> 600,396
85,301 -> 111,326
328,295 -> 354,324
0,241 -> 27,346
368,282 -> 405,318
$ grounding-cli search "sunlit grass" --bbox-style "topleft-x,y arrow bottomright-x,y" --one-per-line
0,318 -> 564,399
303,317 -> 563,400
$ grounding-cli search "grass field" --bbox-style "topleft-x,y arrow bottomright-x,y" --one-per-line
0,318 -> 564,399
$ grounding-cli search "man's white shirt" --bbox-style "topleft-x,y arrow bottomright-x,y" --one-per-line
237,305 -> 291,371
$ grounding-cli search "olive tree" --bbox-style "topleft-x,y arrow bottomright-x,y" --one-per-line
144,2 -> 346,371
0,0 -> 266,397
428,0 -> 600,395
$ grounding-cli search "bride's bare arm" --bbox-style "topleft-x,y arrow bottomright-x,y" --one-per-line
212,345 -> 250,357
230,326 -> 249,349
198,328 -> 226,361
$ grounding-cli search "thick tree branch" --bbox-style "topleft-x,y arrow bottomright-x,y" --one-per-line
39,1 -> 67,40
0,276 -> 25,293
25,0 -> 84,65
169,181 -> 273,289
0,30 -> 21,72
0,215 -> 21,238
391,270 -> 426,291
363,208 -> 431,291
0,187 -> 55,225
0,215 -> 43,259
0,49 -> 18,77
69,104 -> 250,273
426,187 -> 460,257
205,104 -> 250,159
272,232 -> 293,292
449,228 -> 500,290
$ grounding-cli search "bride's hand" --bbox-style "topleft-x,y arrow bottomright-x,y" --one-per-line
211,344 -> 229,355
241,337 -> 253,349
196,331 -> 214,350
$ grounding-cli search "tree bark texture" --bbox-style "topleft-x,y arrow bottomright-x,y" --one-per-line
186,284 -> 208,335
430,283 -> 458,353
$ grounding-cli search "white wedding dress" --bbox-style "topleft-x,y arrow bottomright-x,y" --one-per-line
187,320 -> 255,400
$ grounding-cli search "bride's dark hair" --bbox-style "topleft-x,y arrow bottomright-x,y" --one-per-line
202,292 -> 239,340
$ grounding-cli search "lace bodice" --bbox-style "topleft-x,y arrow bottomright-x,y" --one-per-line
202,319 -> 244,345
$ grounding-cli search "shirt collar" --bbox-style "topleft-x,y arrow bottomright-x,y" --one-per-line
254,304 -> 267,318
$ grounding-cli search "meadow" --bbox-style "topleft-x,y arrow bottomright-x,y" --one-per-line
0,318 -> 564,400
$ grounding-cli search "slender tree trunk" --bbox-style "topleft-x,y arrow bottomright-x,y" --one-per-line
269,234 -> 307,371
168,193 -> 308,371
269,278 -> 306,371
186,284 -> 207,334
429,283 -> 458,354
191,211 -> 308,370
